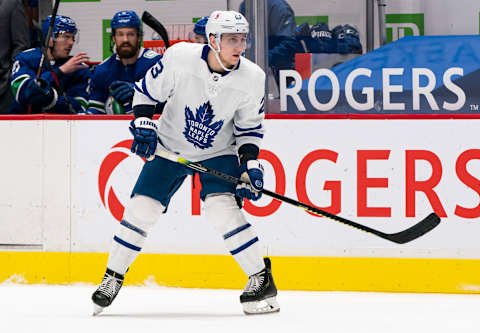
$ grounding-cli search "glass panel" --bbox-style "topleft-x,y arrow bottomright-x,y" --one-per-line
264,0 -> 366,114
264,0 -> 480,115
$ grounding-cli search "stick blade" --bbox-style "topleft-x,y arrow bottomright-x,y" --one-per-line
141,11 -> 152,23
141,11 -> 170,48
385,213 -> 441,244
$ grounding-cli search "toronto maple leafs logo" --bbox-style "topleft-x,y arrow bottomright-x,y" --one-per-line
183,101 -> 224,149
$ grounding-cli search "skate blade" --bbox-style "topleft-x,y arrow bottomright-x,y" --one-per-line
242,296 -> 280,315
92,304 -> 105,316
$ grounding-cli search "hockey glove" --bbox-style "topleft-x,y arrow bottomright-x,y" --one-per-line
24,78 -> 55,107
129,117 -> 158,159
236,160 -> 264,201
110,81 -> 135,105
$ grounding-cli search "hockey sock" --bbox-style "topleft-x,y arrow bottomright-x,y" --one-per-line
107,195 -> 164,275
205,194 -> 265,276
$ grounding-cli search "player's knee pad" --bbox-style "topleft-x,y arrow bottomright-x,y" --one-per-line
205,194 -> 257,247
205,193 -> 247,234
120,194 -> 165,238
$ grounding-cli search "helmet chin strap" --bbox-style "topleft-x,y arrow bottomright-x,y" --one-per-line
208,35 -> 235,72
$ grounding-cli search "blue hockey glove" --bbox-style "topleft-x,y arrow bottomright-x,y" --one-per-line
309,23 -> 336,53
129,117 -> 158,159
332,24 -> 362,54
110,80 -> 135,105
24,78 -> 55,107
342,24 -> 362,54
236,160 -> 264,201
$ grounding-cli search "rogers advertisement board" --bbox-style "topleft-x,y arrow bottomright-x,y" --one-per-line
282,36 -> 480,114
68,118 -> 480,258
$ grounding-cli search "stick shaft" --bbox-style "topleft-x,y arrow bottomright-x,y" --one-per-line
37,0 -> 61,79
153,150 -> 440,244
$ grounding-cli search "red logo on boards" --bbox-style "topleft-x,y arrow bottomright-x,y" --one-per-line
98,140 -> 145,222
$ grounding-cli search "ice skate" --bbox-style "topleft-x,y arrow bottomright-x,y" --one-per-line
91,268 -> 124,315
240,257 -> 280,315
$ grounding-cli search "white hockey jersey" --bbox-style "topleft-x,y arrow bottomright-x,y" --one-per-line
133,42 -> 266,162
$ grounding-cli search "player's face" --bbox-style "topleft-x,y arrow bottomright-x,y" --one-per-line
190,32 -> 207,44
51,32 -> 76,59
113,27 -> 140,58
219,33 -> 247,68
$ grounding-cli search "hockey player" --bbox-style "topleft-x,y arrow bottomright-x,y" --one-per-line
189,16 -> 208,44
86,11 -> 162,115
92,10 -> 279,315
9,15 -> 90,114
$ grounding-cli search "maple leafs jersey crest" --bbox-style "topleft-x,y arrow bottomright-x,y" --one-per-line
183,101 -> 224,149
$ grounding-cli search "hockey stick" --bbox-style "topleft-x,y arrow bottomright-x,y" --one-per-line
36,0 -> 60,80
142,11 -> 170,49
150,149 -> 441,244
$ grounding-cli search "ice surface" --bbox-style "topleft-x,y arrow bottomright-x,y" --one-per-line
1,284 -> 479,333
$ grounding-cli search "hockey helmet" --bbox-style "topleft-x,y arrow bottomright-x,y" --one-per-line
42,15 -> 77,40
111,10 -> 142,35
205,10 -> 248,47
193,16 -> 209,36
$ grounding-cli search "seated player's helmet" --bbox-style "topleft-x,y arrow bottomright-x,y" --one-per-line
205,10 -> 248,49
193,16 -> 209,36
111,10 -> 142,35
41,15 -> 77,40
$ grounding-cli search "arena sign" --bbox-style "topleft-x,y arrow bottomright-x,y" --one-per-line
386,13 -> 424,43
281,66 -> 465,112
281,35 -> 480,114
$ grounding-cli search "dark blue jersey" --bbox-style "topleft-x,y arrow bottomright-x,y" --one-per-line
87,48 -> 161,114
9,47 -> 91,114
240,0 -> 298,70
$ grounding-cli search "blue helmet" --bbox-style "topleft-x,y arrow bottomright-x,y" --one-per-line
111,10 -> 142,35
193,16 -> 208,36
41,15 -> 77,40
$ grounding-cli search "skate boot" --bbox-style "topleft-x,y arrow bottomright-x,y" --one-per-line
240,257 -> 280,315
91,268 -> 124,315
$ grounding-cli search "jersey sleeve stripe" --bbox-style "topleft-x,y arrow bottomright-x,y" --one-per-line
234,124 -> 262,132
234,132 -> 264,138
258,104 -> 265,114
74,97 -> 88,110
258,97 -> 265,114
11,74 -> 30,102
134,82 -> 143,94
88,100 -> 105,109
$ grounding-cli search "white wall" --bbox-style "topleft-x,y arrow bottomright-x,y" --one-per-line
1,118 -> 480,260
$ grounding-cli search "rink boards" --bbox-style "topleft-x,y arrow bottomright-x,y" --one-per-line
1,115 -> 480,293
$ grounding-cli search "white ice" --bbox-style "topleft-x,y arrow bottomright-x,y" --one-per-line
1,283 -> 479,333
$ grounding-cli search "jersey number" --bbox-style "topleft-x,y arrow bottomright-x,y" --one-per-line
150,61 -> 164,79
